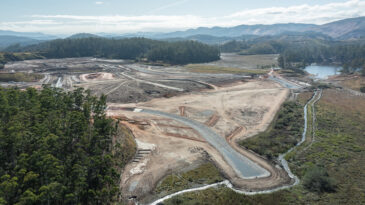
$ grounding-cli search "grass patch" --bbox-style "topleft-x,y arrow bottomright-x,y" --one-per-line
154,163 -> 223,196
115,124 -> 137,166
239,101 -> 304,160
165,89 -> 365,204
278,69 -> 305,77
340,76 -> 365,92
0,72 -> 43,82
0,52 -> 43,65
361,86 -> 365,93
184,64 -> 268,74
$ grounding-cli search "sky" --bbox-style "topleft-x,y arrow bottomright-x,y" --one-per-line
0,0 -> 365,35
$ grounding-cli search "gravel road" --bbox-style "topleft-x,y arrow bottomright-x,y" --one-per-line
138,108 -> 270,179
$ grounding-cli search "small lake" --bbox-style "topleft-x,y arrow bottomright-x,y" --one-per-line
304,65 -> 342,79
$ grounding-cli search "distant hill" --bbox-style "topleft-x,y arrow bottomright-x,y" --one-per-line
0,30 -> 58,40
312,16 -> 365,39
0,36 -> 42,50
164,35 -> 240,45
155,23 -> 316,39
134,16 -> 365,41
2,16 -> 365,49
67,33 -> 101,39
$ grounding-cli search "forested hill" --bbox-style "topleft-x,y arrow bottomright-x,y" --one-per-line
7,37 -> 220,65
0,87 -> 136,204
278,43 -> 365,73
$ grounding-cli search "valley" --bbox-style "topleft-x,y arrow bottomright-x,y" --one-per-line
0,53 -> 313,204
1,10 -> 365,205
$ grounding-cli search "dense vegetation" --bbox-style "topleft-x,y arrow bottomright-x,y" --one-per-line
0,87 -> 136,204
154,163 -> 223,196
220,34 -> 365,74
278,43 -> 365,72
0,73 -> 43,82
165,90 -> 365,204
361,86 -> 365,93
219,33 -> 331,55
302,166 -> 337,193
239,101 -> 304,160
0,52 -> 43,69
7,38 -> 220,65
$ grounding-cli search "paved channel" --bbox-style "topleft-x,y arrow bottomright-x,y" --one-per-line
137,108 -> 270,179
269,76 -> 300,89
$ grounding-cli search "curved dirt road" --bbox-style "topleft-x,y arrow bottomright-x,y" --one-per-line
137,108 -> 270,179
149,90 -> 323,205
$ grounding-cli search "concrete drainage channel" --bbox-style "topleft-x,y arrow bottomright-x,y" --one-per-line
141,89 -> 323,205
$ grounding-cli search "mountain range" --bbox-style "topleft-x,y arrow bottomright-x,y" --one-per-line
1,16 -> 365,50
147,16 -> 365,41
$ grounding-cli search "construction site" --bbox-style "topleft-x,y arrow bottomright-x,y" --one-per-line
1,54 -> 305,203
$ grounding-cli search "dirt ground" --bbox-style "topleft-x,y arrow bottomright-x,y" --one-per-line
3,58 -> 255,103
330,74 -> 365,91
2,57 -> 295,203
107,79 -> 291,201
205,53 -> 278,69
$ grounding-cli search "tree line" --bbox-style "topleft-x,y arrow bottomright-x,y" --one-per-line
0,52 -> 43,69
5,37 -> 220,65
219,34 -> 365,75
0,87 -> 134,204
278,43 -> 365,75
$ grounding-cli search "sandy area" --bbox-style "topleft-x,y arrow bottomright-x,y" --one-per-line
107,79 -> 291,200
80,72 -> 115,82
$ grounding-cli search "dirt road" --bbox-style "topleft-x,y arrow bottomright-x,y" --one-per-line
107,79 -> 291,200
139,108 -> 270,179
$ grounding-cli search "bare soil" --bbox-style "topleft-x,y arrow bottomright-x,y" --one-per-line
2,57 -> 292,202
107,80 -> 291,200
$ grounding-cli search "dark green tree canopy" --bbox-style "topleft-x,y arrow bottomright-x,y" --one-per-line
7,37 -> 220,65
0,87 -> 126,205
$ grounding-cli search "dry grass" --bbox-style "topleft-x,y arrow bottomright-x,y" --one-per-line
164,89 -> 365,204
208,53 -> 278,69
297,91 -> 314,105
184,64 -> 269,74
339,75 -> 365,91
0,72 -> 43,82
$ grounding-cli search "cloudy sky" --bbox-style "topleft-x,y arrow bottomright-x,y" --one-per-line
1,0 -> 365,35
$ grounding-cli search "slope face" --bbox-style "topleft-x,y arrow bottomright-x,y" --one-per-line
313,17 -> 365,39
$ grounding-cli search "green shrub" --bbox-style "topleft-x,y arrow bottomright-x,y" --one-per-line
303,166 -> 337,193
240,101 -> 303,159
360,86 -> 365,93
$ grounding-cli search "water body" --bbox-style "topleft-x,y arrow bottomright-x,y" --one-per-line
304,65 -> 342,79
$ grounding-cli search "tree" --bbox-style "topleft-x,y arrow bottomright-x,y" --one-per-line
360,86 -> 365,93
0,87 -> 133,204
342,64 -> 350,74
13,38 -> 220,65
303,166 -> 337,193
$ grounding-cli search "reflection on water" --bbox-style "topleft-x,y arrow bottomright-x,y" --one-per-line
304,65 -> 342,79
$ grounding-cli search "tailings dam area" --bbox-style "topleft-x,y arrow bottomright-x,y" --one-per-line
2,57 -> 252,103
2,57 -> 301,203
107,80 -> 293,201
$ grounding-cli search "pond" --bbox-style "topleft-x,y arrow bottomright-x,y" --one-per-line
304,65 -> 342,79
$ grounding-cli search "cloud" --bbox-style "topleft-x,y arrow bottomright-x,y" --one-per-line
225,0 -> 365,25
148,0 -> 191,14
1,0 -> 365,34
95,1 -> 104,5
